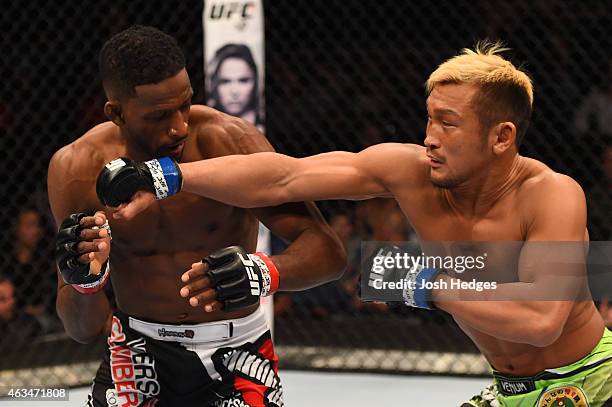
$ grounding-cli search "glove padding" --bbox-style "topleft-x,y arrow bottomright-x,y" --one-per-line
96,157 -> 182,207
361,245 -> 443,310
56,213 -> 109,292
204,246 -> 279,312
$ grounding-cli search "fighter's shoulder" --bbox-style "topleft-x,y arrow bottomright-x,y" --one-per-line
519,157 -> 584,196
360,142 -> 424,161
358,143 -> 428,182
189,105 -> 271,156
49,122 -> 117,178
518,157 -> 585,211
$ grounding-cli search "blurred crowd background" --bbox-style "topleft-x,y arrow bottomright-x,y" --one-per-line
0,0 -> 611,384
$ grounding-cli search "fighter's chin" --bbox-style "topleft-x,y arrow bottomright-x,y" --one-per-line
429,172 -> 461,189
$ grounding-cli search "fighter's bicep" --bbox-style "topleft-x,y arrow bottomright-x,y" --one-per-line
318,143 -> 421,197
289,149 -> 391,200
519,176 -> 588,288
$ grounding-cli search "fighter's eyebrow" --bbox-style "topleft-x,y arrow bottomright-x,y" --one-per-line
143,108 -> 172,119
429,107 -> 461,117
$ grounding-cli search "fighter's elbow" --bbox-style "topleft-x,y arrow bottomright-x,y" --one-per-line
56,307 -> 106,344
69,331 -> 100,344
60,318 -> 102,344
325,234 -> 348,281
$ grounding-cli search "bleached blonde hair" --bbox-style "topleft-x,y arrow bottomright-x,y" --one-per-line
426,41 -> 533,146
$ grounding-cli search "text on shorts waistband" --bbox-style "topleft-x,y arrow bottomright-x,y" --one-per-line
126,306 -> 266,343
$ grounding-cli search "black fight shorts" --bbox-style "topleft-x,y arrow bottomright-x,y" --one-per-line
87,306 -> 284,406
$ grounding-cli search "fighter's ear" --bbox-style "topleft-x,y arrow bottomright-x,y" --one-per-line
492,121 -> 516,155
104,101 -> 124,126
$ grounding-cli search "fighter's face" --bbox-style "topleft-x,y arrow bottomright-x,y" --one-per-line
216,58 -> 255,116
121,69 -> 193,160
424,83 -> 491,189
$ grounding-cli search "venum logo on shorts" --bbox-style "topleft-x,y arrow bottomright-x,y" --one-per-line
536,385 -> 590,407
157,328 -> 195,339
108,318 -> 160,406
499,380 -> 531,395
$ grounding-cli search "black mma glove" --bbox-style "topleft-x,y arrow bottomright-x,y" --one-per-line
96,157 -> 182,207
361,245 -> 443,310
204,246 -> 280,312
56,212 -> 111,294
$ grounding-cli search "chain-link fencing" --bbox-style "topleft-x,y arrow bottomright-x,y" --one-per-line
0,0 -> 610,389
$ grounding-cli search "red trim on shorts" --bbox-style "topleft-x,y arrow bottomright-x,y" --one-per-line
255,252 -> 280,294
233,338 -> 279,406
258,338 -> 279,375
234,375 -> 266,406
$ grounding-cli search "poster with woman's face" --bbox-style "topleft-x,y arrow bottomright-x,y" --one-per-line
203,1 -> 265,129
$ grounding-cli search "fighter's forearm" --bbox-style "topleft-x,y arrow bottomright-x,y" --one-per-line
271,227 -> 347,291
433,277 -> 569,346
57,284 -> 111,344
178,150 -> 384,207
180,153 -> 295,208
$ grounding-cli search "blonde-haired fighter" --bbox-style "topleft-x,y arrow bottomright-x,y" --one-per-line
98,42 -> 612,406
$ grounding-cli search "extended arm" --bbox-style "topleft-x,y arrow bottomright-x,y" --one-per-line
179,147 -> 394,207
99,142 -> 424,220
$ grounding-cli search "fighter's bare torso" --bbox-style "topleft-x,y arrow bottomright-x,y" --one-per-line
391,145 -> 603,375
55,106 -> 264,324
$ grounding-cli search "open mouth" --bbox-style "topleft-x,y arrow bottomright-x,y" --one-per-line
427,154 -> 444,168
164,139 -> 187,157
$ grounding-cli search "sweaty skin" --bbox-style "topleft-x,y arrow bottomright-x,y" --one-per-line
47,70 -> 345,344
115,82 -> 605,376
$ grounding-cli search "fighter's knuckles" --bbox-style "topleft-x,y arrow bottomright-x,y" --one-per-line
77,241 -> 101,253
79,216 -> 99,228
79,228 -> 104,240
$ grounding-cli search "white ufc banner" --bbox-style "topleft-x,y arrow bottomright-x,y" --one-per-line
203,0 -> 265,131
